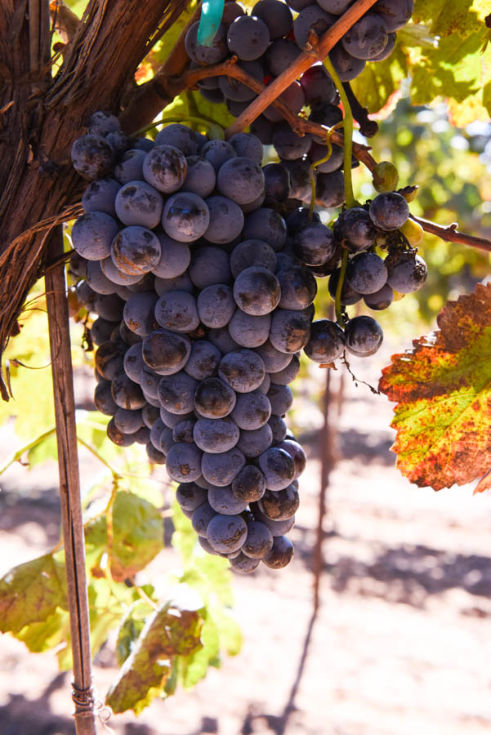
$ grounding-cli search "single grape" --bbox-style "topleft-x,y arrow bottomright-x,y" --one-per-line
207,513 -> 248,553
317,0 -> 352,13
293,222 -> 336,266
308,140 -> 344,173
91,317 -> 116,347
238,424 -> 273,458
262,535 -> 294,568
114,149 -> 146,184
346,252 -> 388,295
197,284 -> 235,329
226,16 -> 270,61
219,349 -> 266,393
94,379 -> 118,415
259,484 -> 299,521
242,208 -> 287,251
208,326 -> 240,354
114,407 -> 144,434
154,290 -> 200,333
183,156 -> 216,198
386,252 -> 427,293
193,417 -> 240,453
256,340 -> 293,373
185,21 -> 228,64
304,319 -> 345,363
268,415 -> 287,443
201,447 -> 246,486
166,442 -> 203,483
269,309 -> 311,354
176,482 -> 208,513
151,233 -> 191,279
146,443 -> 166,464
114,180 -> 163,229
172,417 -> 195,444
309,103 -> 343,127
264,82 -> 305,124
123,342 -> 145,382
228,133 -> 263,164
228,310 -> 271,348
184,340 -> 221,381
263,163 -> 291,205
258,447 -> 295,491
142,144 -> 187,193
142,328 -> 191,374
265,38 -> 301,77
252,0 -> 293,39
278,265 -> 317,310
71,133 -> 114,179
201,139 -> 237,171
191,501 -> 217,536
158,372 -> 198,414
231,465 -> 266,503
82,178 -> 120,216
203,195 -> 244,244
269,355 -> 300,386
300,64 -> 337,107
230,240 -> 276,279
194,377 -> 237,419
111,226 -> 161,276
293,5 -> 334,49
233,266 -> 281,316
267,384 -> 293,417
375,0 -> 414,31
107,417 -> 134,447
217,157 -> 265,206
371,31 -> 396,61
208,485 -> 249,515
250,115 -> 274,145
160,407 -> 194,429
86,261 -> 118,295
344,315 -> 383,357
142,404 -> 160,429
369,192 -> 410,231
149,417 -> 166,449
87,110 -> 120,136
71,212 -> 119,261
154,123 -> 201,156
189,246 -> 231,289
123,291 -> 158,336
111,373 -> 145,410
230,553 -> 260,573
342,13 -> 388,60
231,390 -> 271,430
328,269 -> 362,305
154,272 -> 194,296
277,438 -> 306,478
335,206 -> 377,252
219,60 -> 264,102
95,341 -> 125,380
272,124 -> 312,160
329,43 -> 365,82
162,192 -> 210,243
315,171 -> 346,209
242,520 -> 274,559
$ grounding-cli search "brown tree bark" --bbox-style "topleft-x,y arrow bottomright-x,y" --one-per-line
0,0 -> 187,398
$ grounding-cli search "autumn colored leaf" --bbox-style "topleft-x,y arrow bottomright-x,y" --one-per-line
379,283 -> 491,490
106,604 -> 203,714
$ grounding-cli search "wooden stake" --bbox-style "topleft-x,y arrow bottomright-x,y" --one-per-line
45,227 -> 97,735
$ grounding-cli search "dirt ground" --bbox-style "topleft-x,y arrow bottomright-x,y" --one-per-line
1,342 -> 490,735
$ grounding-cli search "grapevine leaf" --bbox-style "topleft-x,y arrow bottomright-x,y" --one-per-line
16,608 -> 69,653
85,491 -> 163,582
379,283 -> 491,490
116,600 -> 155,666
349,44 -> 408,115
179,612 -> 220,689
474,469 -> 491,495
0,554 -> 67,634
106,604 -> 203,713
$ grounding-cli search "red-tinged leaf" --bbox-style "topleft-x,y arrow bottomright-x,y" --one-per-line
106,604 -> 203,714
379,283 -> 491,491
474,469 -> 491,495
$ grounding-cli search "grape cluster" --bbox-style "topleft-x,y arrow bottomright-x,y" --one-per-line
186,0 -> 414,208
70,114 -> 331,572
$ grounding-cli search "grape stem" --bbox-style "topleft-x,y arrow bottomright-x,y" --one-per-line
323,56 -> 356,209
335,248 -> 349,328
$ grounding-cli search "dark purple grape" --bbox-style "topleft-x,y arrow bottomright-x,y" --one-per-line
162,192 -> 210,243
158,372 -> 198,415
184,341 -> 221,381
265,38 -> 301,76
111,373 -> 145,410
268,415 -> 287,442
277,439 -> 306,478
201,448 -> 246,486
252,0 -> 293,38
369,192 -> 409,231
346,252 -> 388,295
194,377 -> 237,419
233,266 -> 281,316
197,284 -> 235,328
142,328 -> 191,375
107,417 -> 134,447
238,424 -> 273,458
219,349 -> 266,393
375,0 -> 414,31
309,102 -> 343,127
231,465 -> 266,503
217,157 -> 265,206
189,246 -> 231,289
386,252 -> 427,293
230,239 -> 276,279
230,553 -> 260,573
115,180 -> 163,229
317,0 -> 352,13
82,178 -> 120,216
203,195 -> 244,245
242,520 -> 274,559
294,222 -> 336,266
95,341 -> 124,380
315,170 -> 346,208
269,355 -> 300,386
231,390 -> 271,430
154,290 -> 200,333
273,124 -> 312,160
270,309 -> 311,354
154,123 -> 201,156
228,133 -> 263,164
226,16 -> 270,61
166,442 -> 203,483
344,315 -> 383,357
201,139 -> 237,171
207,513 -> 247,553
146,443 -> 166,464
176,482 -> 208,513
262,535 -> 294,568
142,144 -> 187,193
72,212 -> 119,261
256,340 -> 293,373
228,310 -> 271,349
172,418 -> 196,444
219,60 -> 264,102
328,269 -> 362,305
308,140 -> 344,174
329,43 -> 366,82
293,5 -> 334,49
278,265 -> 317,310
111,226 -> 161,276
264,82 -> 305,123
304,319 -> 345,363
71,134 -> 114,180
114,407 -> 144,434
123,291 -> 158,336
191,501 -> 216,536
259,484 -> 299,521
263,163 -> 291,205
258,447 -> 295,491
342,13 -> 388,60
208,486 -> 248,515
335,206 -> 377,252
183,157 -> 216,199
114,149 -> 145,184
242,208 -> 287,251
300,64 -> 337,107
193,418 -> 240,453
185,21 -> 228,65
267,384 -> 293,416
94,379 -> 118,415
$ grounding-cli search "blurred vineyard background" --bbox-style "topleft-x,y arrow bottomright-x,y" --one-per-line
0,87 -> 490,734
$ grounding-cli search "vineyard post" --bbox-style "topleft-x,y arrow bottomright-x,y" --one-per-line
45,226 -> 97,735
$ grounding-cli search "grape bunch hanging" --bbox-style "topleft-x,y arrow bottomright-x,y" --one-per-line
68,0 -> 426,573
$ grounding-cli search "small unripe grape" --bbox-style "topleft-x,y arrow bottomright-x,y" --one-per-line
372,161 -> 399,193
399,218 -> 424,246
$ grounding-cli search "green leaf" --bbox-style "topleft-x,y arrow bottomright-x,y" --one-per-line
85,491 -> 163,582
171,500 -> 197,563
179,613 -> 220,689
379,283 -> 491,490
16,608 -> 70,653
0,554 -> 67,634
106,604 -> 203,713
349,44 -> 408,115
212,608 -> 243,656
